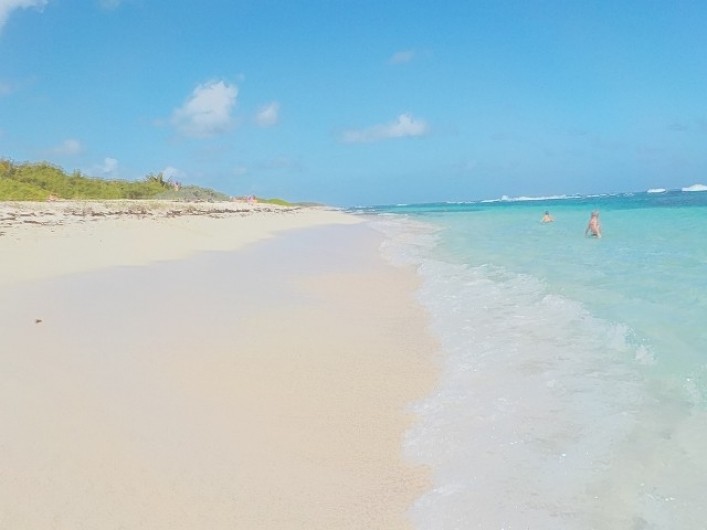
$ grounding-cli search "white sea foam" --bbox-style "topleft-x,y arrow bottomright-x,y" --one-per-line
682,183 -> 707,192
647,188 -> 667,193
481,193 -> 579,203
370,212 -> 707,530
406,260 -> 646,528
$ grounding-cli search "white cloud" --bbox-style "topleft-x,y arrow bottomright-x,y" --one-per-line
0,80 -> 14,96
254,101 -> 280,127
0,0 -> 47,32
161,165 -> 182,180
100,157 -> 118,175
389,50 -> 415,64
0,77 -> 35,96
51,138 -> 83,156
171,80 -> 238,138
85,157 -> 118,178
341,113 -> 429,144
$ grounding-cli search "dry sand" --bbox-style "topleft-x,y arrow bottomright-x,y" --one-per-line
0,201 -> 437,529
0,200 -> 358,287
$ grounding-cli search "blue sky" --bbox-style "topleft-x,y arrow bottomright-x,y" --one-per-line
1,0 -> 706,206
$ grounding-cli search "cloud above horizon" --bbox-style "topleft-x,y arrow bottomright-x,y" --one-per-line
0,0 -> 47,32
100,157 -> 118,175
254,101 -> 280,127
0,80 -> 14,96
389,50 -> 415,64
161,165 -> 183,181
171,80 -> 238,138
51,138 -> 83,156
85,156 -> 118,178
341,113 -> 429,144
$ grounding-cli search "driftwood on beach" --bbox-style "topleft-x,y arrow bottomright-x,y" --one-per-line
0,200 -> 299,232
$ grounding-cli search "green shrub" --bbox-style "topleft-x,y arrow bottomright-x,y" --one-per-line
0,159 -> 230,201
0,177 -> 49,200
256,197 -> 295,206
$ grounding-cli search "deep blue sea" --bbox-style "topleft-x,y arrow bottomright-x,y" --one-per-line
358,188 -> 707,529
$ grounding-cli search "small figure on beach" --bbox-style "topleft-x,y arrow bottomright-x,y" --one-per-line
541,211 -> 554,223
585,211 -> 602,238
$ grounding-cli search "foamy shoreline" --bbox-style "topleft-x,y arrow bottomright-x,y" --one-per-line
0,201 -> 437,529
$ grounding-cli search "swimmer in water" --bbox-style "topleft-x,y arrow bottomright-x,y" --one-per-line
541,211 -> 554,223
585,211 -> 602,238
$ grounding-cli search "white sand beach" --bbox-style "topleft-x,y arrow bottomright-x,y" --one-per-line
0,200 -> 357,287
0,201 -> 437,529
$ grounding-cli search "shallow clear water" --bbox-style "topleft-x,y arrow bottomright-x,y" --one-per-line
359,190 -> 707,529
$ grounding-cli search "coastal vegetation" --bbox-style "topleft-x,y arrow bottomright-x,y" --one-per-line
0,160 -> 230,201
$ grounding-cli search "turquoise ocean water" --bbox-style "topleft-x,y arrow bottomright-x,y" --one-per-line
358,189 -> 707,529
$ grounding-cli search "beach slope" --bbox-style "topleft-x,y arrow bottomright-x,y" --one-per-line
0,203 -> 436,529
